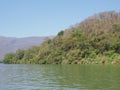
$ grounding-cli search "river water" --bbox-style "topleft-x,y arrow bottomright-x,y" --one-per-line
0,64 -> 120,90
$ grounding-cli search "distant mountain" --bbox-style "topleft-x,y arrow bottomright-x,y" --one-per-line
0,36 -> 52,59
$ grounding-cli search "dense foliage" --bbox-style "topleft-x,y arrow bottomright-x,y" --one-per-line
3,11 -> 120,64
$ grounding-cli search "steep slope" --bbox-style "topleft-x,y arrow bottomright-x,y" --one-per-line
3,11 -> 120,64
0,36 -> 51,59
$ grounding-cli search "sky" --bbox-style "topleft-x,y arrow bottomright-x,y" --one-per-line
0,0 -> 120,37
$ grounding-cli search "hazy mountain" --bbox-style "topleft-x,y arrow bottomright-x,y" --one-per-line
0,36 -> 51,59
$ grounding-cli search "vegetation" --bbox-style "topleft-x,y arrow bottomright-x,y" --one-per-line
3,11 -> 120,64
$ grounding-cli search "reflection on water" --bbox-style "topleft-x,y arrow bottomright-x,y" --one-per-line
0,64 -> 120,90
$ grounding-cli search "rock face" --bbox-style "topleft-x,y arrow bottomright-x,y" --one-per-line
0,36 -> 51,59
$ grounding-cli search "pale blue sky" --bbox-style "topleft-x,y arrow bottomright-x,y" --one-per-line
0,0 -> 120,37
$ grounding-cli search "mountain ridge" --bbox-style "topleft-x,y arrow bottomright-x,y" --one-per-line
0,36 -> 52,60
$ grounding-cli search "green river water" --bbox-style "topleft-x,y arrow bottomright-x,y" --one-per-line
0,64 -> 120,90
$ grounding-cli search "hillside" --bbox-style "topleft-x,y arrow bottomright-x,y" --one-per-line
3,11 -> 120,64
0,36 -> 51,60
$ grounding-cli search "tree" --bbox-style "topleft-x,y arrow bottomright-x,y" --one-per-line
13,49 -> 25,61
113,24 -> 120,32
3,53 -> 15,64
57,30 -> 64,36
